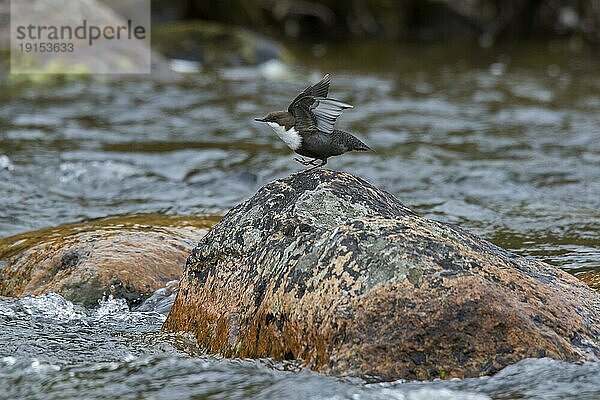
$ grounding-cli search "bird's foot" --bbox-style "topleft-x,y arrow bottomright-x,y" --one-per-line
303,159 -> 326,172
294,157 -> 320,166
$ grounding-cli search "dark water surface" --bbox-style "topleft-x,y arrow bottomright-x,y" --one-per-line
1,41 -> 599,398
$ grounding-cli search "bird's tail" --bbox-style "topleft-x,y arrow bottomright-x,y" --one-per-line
344,131 -> 371,152
353,140 -> 372,152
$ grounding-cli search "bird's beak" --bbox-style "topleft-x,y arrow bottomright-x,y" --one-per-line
254,117 -> 266,122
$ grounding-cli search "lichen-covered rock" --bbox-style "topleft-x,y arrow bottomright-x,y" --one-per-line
0,214 -> 218,307
163,169 -> 600,381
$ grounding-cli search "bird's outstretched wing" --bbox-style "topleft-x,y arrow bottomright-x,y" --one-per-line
288,74 -> 331,106
288,74 -> 353,133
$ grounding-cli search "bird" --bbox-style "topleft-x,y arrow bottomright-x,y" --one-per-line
255,74 -> 371,171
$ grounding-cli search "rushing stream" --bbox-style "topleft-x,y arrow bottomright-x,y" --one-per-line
1,41 -> 599,398
2,292 -> 600,399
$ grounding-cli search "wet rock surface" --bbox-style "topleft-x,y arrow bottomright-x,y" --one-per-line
163,169 -> 600,381
0,214 -> 218,307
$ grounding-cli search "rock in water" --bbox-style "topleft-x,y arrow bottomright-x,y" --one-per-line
0,214 -> 218,307
163,170 -> 600,381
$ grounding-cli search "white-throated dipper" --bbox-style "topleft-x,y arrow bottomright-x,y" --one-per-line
255,74 -> 371,170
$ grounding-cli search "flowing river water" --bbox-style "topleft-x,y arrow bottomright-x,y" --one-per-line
0,41 -> 599,398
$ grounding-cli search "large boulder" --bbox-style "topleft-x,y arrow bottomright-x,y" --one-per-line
163,169 -> 600,381
0,214 -> 218,307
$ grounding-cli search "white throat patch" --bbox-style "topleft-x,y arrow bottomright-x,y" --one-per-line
267,122 -> 302,150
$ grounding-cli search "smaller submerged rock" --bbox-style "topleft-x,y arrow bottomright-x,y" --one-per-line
579,271 -> 600,293
163,169 -> 600,381
0,214 -> 218,307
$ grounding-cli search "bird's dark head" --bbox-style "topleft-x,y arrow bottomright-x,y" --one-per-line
254,111 -> 293,129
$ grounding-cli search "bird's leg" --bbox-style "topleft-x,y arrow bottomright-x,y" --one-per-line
294,157 -> 310,165
304,158 -> 327,172
294,157 -> 320,166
